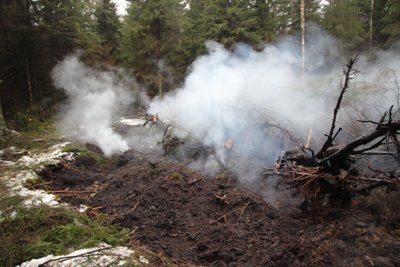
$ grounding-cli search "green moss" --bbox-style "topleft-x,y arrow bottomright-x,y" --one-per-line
0,204 -> 129,267
62,144 -> 112,165
0,180 -> 25,214
0,121 -> 59,152
23,176 -> 45,190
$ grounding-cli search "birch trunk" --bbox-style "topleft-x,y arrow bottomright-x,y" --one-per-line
300,0 -> 306,81
369,0 -> 374,50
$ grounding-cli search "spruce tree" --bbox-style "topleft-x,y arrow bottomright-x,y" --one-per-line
95,0 -> 122,63
323,0 -> 367,52
381,0 -> 400,47
120,0 -> 185,97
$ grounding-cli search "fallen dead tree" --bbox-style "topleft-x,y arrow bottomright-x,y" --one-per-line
265,56 -> 400,212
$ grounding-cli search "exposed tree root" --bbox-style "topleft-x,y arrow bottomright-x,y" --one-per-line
267,56 -> 400,212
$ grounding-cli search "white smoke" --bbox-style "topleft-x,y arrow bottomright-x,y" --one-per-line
48,28 -> 400,209
51,53 -> 133,156
148,29 -> 400,180
51,28 -> 400,181
148,35 -> 338,176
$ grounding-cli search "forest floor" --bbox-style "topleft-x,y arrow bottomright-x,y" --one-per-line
36,144 -> 400,267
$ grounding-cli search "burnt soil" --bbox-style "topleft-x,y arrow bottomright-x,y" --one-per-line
38,148 -> 400,267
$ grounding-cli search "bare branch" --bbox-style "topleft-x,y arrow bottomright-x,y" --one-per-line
316,56 -> 359,158
317,122 -> 400,166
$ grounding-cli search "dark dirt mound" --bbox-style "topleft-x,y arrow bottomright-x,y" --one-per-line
38,149 -> 400,267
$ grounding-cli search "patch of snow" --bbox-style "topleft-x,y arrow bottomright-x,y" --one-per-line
139,255 -> 150,264
17,142 -> 72,168
77,204 -> 89,212
18,243 -> 148,267
1,143 -> 148,267
0,142 -> 73,208
2,170 -> 59,207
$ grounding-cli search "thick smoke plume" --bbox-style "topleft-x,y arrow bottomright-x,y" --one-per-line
51,54 -> 133,156
52,28 -> 400,185
148,30 -> 400,180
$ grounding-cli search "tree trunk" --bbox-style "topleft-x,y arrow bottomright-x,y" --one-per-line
154,18 -> 163,99
24,0 -> 34,107
369,0 -> 374,50
0,81 -> 7,136
300,0 -> 306,81
25,52 -> 34,107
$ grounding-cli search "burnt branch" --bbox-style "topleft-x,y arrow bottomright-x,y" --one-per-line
317,122 -> 400,166
269,56 -> 400,212
358,120 -> 385,127
390,134 -> 400,155
353,137 -> 386,154
316,56 -> 359,159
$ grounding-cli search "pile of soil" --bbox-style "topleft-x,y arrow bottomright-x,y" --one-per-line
38,148 -> 400,266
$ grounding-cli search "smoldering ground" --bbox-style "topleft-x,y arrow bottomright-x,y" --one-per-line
51,28 -> 400,192
51,53 -> 135,156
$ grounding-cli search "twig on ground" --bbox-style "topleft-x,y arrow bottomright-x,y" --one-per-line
49,190 -> 96,194
237,201 -> 251,223
38,246 -> 113,266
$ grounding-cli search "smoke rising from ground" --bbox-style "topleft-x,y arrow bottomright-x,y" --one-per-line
52,28 -> 400,185
51,54 -> 133,156
148,31 -> 343,180
148,30 -> 400,181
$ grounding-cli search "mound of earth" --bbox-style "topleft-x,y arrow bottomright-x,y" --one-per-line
38,148 -> 400,267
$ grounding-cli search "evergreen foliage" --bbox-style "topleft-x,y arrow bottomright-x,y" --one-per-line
0,0 -> 399,115
119,0 -> 185,97
95,0 -> 122,63
323,0 -> 367,51
382,0 -> 400,47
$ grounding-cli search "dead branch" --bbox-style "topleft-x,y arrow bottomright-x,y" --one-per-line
269,56 -> 400,212
317,122 -> 400,167
237,201 -> 251,223
188,177 -> 203,185
38,246 -> 113,266
143,113 -> 159,127
316,56 -> 359,158
353,137 -> 386,154
216,202 -> 253,223
49,190 -> 96,194
357,150 -> 399,157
